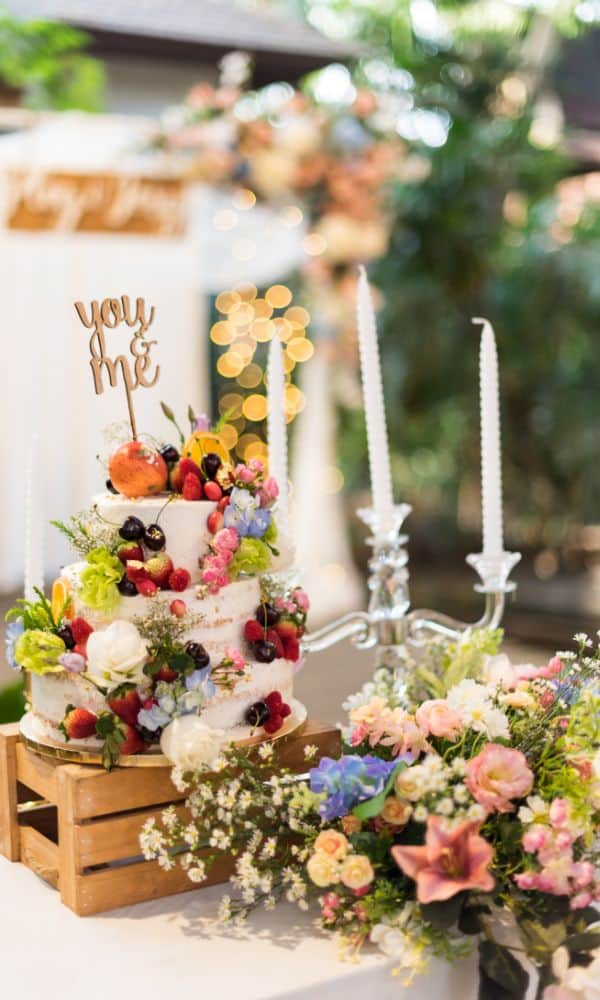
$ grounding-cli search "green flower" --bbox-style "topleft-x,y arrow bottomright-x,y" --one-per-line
79,547 -> 123,614
263,518 -> 278,547
14,629 -> 65,675
229,537 -> 272,578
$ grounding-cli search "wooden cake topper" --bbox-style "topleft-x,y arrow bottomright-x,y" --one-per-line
74,295 -> 160,439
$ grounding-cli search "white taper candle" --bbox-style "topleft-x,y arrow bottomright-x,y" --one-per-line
473,317 -> 503,556
267,334 -> 289,534
356,266 -> 394,537
24,433 -> 44,601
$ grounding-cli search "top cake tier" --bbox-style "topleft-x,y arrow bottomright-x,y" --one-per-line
96,492 -> 220,584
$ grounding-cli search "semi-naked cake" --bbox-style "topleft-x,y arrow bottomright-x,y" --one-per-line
10,423 -> 309,768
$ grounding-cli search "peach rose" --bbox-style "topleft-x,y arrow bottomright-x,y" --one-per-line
306,852 -> 340,887
341,815 -> 362,836
314,829 -> 349,861
466,744 -> 534,814
340,854 -> 374,891
380,798 -> 412,826
415,699 -> 463,740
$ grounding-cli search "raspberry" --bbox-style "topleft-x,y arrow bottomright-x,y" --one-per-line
266,628 -> 285,659
280,702 -> 292,719
265,690 -> 283,713
263,714 -> 283,735
137,578 -> 158,597
70,617 -> 93,644
182,473 -> 203,501
244,619 -> 264,643
169,568 -> 191,592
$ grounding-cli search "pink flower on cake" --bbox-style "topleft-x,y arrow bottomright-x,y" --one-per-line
257,476 -> 279,507
415,699 -> 463,740
392,816 -> 495,903
227,647 -> 245,672
235,463 -> 256,484
466,744 -> 534,814
213,528 -> 239,552
294,588 -> 310,612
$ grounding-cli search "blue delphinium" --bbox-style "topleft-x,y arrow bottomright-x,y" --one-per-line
223,487 -> 271,539
137,668 -> 216,732
5,620 -> 24,670
309,754 -> 398,821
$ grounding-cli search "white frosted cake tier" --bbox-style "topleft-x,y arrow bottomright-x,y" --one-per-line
63,562 -> 262,659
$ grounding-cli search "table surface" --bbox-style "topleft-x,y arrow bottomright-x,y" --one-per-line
0,856 -> 487,1000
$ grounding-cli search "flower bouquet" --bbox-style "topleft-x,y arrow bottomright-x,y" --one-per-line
141,629 -> 599,999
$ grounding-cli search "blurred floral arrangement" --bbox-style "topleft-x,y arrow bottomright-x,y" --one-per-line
142,628 -> 600,999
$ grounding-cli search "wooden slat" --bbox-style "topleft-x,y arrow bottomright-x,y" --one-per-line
67,765 -> 184,820
57,767 -> 81,911
77,803 -> 190,868
73,852 -> 234,916
19,825 -> 59,889
0,724 -> 20,860
15,743 -> 59,801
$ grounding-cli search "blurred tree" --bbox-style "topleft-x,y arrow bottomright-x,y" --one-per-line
298,0 -> 600,554
0,9 -> 104,110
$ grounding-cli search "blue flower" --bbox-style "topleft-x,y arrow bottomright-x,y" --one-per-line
137,702 -> 172,733
185,667 -> 216,700
309,754 -> 398,821
5,620 -> 24,670
223,487 -> 271,539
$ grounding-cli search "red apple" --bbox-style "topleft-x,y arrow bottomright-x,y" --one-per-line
109,441 -> 168,498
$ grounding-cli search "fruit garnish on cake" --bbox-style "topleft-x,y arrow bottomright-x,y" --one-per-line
7,399 -> 308,768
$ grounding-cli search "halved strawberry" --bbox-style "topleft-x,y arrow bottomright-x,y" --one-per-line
179,457 -> 202,481
61,704 -> 98,740
117,542 -> 144,564
145,553 -> 174,589
107,685 -> 142,727
120,724 -> 146,756
274,620 -> 298,642
126,560 -> 149,584
266,628 -> 285,659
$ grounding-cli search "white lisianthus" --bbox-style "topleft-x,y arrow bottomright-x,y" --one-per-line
446,679 -> 510,740
85,620 -> 148,687
160,715 -> 226,770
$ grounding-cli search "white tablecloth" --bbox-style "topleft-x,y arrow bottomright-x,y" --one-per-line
0,856 -> 483,999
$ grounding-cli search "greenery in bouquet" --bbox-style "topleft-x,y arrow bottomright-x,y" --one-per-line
141,628 -> 599,999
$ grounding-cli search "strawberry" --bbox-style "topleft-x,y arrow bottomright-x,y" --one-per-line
244,619 -> 264,643
265,691 -> 283,714
274,620 -> 298,642
204,481 -> 222,502
70,617 -> 93,644
179,457 -> 202,480
61,705 -> 98,740
282,637 -> 300,662
266,629 -> 285,659
126,560 -> 149,584
168,567 -> 191,592
170,598 -> 187,617
263,714 -> 283,735
120,724 -> 146,756
207,510 -> 224,534
182,473 -> 203,500
117,542 -> 144,564
145,552 -> 174,589
217,496 -> 231,512
107,685 -> 142,726
137,578 -> 158,597
155,665 -> 178,683
73,643 -> 88,659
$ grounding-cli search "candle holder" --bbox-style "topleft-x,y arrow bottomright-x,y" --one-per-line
301,506 -> 521,683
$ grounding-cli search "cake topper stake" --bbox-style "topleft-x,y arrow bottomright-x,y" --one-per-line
74,294 -> 160,440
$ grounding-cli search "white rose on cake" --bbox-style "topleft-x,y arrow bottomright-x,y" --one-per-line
161,715 -> 226,770
85,620 -> 148,688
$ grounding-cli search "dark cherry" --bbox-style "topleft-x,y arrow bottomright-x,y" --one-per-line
255,602 -> 281,628
144,523 -> 166,551
57,624 -> 75,649
137,726 -> 161,745
202,453 -> 222,480
254,640 -> 277,664
185,642 -> 210,669
119,516 -> 145,541
159,444 -> 180,465
106,478 -> 119,494
118,576 -> 139,597
245,701 -> 270,727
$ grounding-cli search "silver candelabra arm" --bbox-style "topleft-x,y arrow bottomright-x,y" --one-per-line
300,611 -> 373,654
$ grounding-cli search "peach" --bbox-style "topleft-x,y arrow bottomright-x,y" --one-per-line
108,441 -> 168,498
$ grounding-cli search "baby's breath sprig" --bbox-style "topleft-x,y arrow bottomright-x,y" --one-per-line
51,506 -> 121,557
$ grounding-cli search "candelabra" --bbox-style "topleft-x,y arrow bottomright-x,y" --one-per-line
301,504 -> 521,679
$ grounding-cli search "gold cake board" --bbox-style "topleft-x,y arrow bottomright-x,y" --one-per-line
19,699 -> 309,767
0,717 -> 340,916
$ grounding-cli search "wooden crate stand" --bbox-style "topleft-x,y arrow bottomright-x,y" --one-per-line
0,720 -> 340,916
